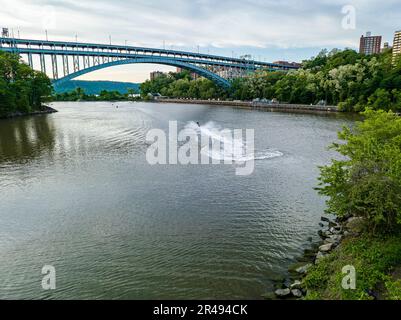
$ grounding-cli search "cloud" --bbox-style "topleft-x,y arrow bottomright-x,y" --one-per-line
2,0 -> 400,48
1,0 -> 400,81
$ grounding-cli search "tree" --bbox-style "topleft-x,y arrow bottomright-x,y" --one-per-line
317,109 -> 401,234
0,51 -> 51,117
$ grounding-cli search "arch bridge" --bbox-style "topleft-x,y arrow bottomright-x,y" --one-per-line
0,37 -> 299,89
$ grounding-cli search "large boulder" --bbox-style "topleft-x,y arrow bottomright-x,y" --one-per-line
290,280 -> 302,290
291,289 -> 303,298
275,288 -> 291,298
329,227 -> 342,235
319,243 -> 334,252
324,235 -> 342,245
346,217 -> 365,233
321,216 -> 332,223
296,264 -> 313,275
318,229 -> 333,239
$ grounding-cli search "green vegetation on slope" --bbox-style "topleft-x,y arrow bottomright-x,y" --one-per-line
233,49 -> 401,111
304,235 -> 401,300
305,110 -> 401,300
140,49 -> 401,112
317,109 -> 401,233
0,51 -> 52,117
140,70 -> 228,100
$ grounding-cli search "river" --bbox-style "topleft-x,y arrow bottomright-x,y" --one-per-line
0,102 -> 353,299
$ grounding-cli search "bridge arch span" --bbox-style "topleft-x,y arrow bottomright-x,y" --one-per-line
53,57 -> 232,90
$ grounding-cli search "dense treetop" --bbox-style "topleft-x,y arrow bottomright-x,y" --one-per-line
0,52 -> 52,117
140,48 -> 401,112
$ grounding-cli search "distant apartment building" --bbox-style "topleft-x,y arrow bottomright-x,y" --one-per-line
176,67 -> 199,80
382,42 -> 392,52
150,71 -> 165,81
393,30 -> 401,64
359,32 -> 382,55
273,61 -> 302,68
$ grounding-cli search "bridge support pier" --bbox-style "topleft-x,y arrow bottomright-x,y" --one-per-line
73,56 -> 80,72
28,53 -> 33,69
40,54 -> 46,74
51,55 -> 58,80
62,55 -> 69,77
83,56 -> 90,69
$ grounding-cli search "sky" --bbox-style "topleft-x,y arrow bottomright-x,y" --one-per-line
1,0 -> 400,83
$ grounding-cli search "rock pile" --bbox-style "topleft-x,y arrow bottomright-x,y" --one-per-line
268,215 -> 363,300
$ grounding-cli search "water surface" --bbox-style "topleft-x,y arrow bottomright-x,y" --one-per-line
0,102 -> 352,299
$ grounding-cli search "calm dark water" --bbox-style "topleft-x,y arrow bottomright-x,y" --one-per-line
0,102 -> 352,299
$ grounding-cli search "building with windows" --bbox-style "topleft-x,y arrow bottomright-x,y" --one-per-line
359,32 -> 382,55
393,30 -> 401,64
176,67 -> 199,80
273,61 -> 302,68
150,71 -> 165,81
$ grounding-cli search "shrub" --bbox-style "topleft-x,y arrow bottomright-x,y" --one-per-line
317,109 -> 401,234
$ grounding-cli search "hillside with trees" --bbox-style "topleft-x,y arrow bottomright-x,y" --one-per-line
141,49 -> 401,113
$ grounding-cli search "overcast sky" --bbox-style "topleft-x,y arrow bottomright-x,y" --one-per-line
1,0 -> 400,82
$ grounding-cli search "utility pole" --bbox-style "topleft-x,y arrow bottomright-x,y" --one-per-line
45,30 -> 48,41
109,35 -> 112,45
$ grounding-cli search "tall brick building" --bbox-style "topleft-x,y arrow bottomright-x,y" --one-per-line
359,32 -> 382,55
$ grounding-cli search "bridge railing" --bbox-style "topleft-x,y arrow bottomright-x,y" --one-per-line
0,37 -> 299,71
0,37 -> 300,86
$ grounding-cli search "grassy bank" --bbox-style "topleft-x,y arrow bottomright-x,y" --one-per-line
304,234 -> 401,300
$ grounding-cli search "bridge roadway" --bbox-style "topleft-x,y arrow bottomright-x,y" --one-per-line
0,37 -> 299,89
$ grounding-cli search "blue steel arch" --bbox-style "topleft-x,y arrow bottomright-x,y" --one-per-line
53,57 -> 232,89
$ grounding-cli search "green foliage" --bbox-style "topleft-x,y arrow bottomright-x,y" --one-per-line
140,70 -> 227,100
385,279 -> 401,300
304,235 -> 401,300
0,51 -> 51,117
232,49 -> 401,111
55,49 -> 401,112
317,109 -> 401,234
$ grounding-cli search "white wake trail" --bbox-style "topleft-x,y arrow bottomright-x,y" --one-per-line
184,121 -> 283,162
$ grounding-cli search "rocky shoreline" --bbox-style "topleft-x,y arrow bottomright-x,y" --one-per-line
264,215 -> 363,300
0,105 -> 58,120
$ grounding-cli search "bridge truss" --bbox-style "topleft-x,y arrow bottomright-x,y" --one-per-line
0,37 -> 299,89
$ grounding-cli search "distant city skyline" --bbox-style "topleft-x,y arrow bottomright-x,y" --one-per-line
1,0 -> 401,82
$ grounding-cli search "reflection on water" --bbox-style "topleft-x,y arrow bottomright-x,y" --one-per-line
0,102 -> 353,300
0,115 -> 56,164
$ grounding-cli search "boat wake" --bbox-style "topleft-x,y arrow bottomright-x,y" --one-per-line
184,121 -> 283,163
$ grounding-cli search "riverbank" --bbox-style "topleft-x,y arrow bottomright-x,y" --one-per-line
154,98 -> 339,114
269,215 -> 401,300
0,106 -> 58,120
